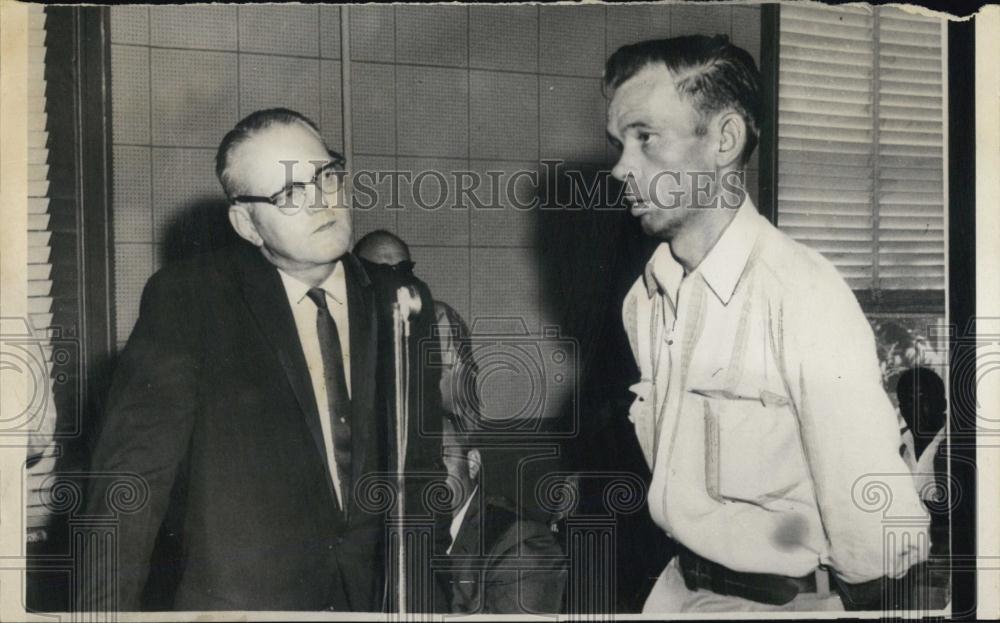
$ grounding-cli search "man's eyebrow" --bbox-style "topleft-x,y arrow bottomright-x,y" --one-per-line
607,120 -> 653,144
624,120 -> 653,132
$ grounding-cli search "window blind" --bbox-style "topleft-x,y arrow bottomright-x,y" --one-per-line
777,4 -> 946,293
25,4 -> 59,542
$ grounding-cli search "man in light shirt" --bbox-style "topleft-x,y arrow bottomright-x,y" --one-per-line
79,108 -> 444,612
605,36 -> 930,612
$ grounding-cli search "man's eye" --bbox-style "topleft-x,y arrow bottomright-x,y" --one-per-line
279,185 -> 308,208
638,132 -> 653,144
321,168 -> 341,188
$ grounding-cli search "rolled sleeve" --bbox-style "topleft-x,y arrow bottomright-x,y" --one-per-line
785,276 -> 929,583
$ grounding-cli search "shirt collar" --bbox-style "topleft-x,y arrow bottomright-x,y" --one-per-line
277,260 -> 347,307
642,195 -> 762,306
915,428 -> 946,468
643,243 -> 683,303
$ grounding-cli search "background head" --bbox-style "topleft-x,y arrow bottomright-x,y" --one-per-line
434,300 -> 481,418
354,229 -> 412,268
217,108 -> 352,276
434,300 -> 483,512
896,366 -> 947,436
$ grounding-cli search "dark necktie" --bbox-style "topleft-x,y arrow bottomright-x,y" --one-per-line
306,287 -> 353,515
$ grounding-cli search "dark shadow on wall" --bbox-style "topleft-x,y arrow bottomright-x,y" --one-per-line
160,197 -> 244,266
529,162 -> 670,613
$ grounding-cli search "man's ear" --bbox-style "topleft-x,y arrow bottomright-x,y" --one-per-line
715,111 -> 747,170
228,204 -> 263,247
467,448 -> 481,482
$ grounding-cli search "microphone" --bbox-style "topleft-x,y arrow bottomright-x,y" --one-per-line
390,284 -> 421,614
395,285 -> 422,324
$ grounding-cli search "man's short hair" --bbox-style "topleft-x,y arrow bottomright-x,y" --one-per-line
603,34 -> 761,166
354,229 -> 411,264
215,108 -> 323,200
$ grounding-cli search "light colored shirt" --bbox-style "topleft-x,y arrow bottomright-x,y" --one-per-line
622,197 -> 929,584
278,262 -> 351,507
447,485 -> 479,555
900,427 -> 947,503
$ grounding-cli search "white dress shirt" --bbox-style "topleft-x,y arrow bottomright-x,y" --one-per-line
278,262 -> 351,507
900,427 -> 947,503
622,197 -> 929,585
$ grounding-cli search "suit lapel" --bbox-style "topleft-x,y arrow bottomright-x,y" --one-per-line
233,246 -> 339,502
449,489 -> 483,613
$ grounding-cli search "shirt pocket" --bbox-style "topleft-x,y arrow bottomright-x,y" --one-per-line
700,393 -> 804,504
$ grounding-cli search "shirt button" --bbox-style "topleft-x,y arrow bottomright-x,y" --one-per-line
339,417 -> 346,423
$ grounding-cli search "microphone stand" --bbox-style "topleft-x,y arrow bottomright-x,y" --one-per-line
391,286 -> 421,617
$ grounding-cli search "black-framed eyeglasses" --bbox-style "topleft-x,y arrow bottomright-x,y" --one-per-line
230,153 -> 347,210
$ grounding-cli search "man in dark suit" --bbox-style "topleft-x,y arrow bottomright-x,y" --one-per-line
438,410 -> 567,614
431,299 -> 566,614
78,108 -> 443,612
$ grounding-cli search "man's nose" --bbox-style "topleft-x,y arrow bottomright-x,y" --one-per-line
610,148 -> 634,183
305,184 -> 330,212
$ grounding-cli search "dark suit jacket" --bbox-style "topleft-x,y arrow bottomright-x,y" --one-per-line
443,491 -> 568,614
79,244 -> 443,612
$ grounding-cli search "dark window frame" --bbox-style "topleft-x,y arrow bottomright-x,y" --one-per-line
27,6 -> 114,614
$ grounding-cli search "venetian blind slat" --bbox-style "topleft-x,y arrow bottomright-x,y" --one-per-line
778,3 -> 945,292
24,5 -> 58,536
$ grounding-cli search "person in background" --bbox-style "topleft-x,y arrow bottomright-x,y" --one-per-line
355,230 -> 567,613
897,366 -> 949,556
437,408 -> 568,614
353,230 -> 436,363
434,307 -> 567,614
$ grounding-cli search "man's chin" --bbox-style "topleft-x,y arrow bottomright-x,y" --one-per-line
638,214 -> 673,239
316,231 -> 352,258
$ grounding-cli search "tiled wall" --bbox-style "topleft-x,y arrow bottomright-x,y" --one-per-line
109,5 -> 761,418
109,5 -> 345,347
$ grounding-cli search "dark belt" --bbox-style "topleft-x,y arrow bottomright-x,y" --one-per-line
677,545 -> 818,606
